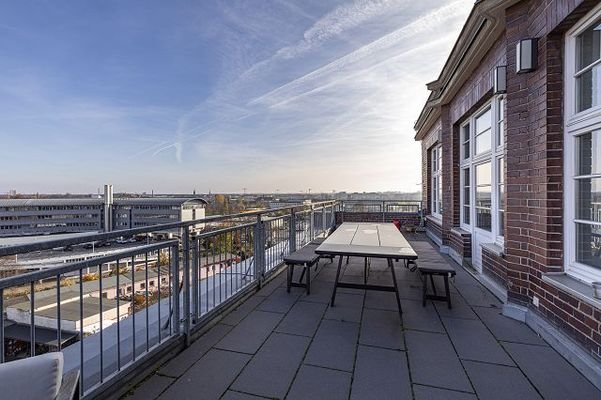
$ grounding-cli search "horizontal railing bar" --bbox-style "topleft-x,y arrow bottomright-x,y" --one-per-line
0,241 -> 177,289
0,201 -> 338,257
194,222 -> 257,239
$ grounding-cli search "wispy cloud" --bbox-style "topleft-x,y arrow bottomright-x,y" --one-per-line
0,0 -> 473,193
149,0 -> 471,177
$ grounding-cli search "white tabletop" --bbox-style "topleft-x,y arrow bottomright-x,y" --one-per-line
315,223 -> 417,260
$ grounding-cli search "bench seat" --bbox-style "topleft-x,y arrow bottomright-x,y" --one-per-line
416,261 -> 456,308
283,245 -> 320,294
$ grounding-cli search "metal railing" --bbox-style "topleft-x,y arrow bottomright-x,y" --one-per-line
340,200 -> 422,213
0,200 -> 339,399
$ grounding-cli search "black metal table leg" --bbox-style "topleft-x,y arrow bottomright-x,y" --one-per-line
430,274 -> 437,295
331,256 -> 344,306
444,275 -> 451,309
422,272 -> 427,307
364,257 -> 368,284
387,258 -> 402,317
287,264 -> 292,293
306,262 -> 311,295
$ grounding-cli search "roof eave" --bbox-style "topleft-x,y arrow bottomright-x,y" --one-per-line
414,0 -> 518,141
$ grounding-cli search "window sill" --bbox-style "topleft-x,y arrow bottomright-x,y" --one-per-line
427,215 -> 442,225
480,242 -> 504,258
542,273 -> 601,310
451,227 -> 470,236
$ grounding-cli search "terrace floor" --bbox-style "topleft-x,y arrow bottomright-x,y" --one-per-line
124,235 -> 601,400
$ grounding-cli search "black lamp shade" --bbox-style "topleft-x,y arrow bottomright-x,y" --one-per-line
516,38 -> 538,73
494,66 -> 507,94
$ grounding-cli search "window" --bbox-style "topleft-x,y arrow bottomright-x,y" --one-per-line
575,17 -> 601,112
565,4 -> 601,282
475,162 -> 492,231
462,123 -> 471,159
497,158 -> 505,237
463,168 -> 471,225
475,107 -> 492,154
460,98 -> 505,241
431,144 -> 443,218
497,97 -> 506,147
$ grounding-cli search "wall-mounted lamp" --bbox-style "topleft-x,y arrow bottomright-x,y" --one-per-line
494,66 -> 507,94
516,38 -> 538,73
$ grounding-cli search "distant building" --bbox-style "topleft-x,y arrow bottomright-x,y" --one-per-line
0,189 -> 207,237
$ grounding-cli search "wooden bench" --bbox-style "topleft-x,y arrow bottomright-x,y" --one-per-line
417,261 -> 456,309
284,245 -> 320,294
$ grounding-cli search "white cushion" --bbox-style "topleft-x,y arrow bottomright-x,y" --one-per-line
0,352 -> 63,400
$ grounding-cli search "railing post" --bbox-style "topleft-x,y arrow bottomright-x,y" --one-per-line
322,206 -> 326,235
340,201 -> 344,223
309,206 -> 315,241
191,235 -> 199,323
253,214 -> 266,288
182,227 -> 191,346
289,209 -> 297,254
382,201 -> 385,222
172,243 -> 181,335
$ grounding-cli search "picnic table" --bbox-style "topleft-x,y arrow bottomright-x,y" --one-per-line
315,222 -> 418,316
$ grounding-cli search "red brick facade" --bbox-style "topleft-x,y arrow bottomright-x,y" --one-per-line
416,0 -> 601,361
335,212 -> 421,227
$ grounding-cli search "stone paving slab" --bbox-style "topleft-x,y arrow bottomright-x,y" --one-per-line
286,365 -> 351,400
473,306 -> 546,346
324,292 -> 364,323
503,342 -> 601,400
158,323 -> 233,377
257,287 -> 300,314
434,295 -> 478,320
350,345 -> 411,400
359,308 -> 404,350
412,385 -> 477,400
400,299 -> 445,333
158,349 -> 250,400
221,390 -> 271,400
221,296 -> 264,326
215,310 -> 283,354
304,319 -> 359,372
296,280 -> 334,304
126,374 -> 175,400
231,332 -> 310,399
275,300 -> 327,337
442,317 -> 514,366
462,360 -> 541,400
453,283 -> 501,308
405,330 -> 473,393
255,274 -> 286,297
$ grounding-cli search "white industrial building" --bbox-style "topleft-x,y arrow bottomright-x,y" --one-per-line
0,185 -> 207,237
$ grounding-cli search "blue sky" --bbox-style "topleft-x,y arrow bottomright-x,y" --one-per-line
0,0 -> 472,194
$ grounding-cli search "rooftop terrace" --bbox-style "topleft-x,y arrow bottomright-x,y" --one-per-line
124,235 -> 601,400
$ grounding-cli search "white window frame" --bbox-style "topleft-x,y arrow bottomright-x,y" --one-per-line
431,144 -> 443,219
564,4 -> 601,283
460,97 -> 506,245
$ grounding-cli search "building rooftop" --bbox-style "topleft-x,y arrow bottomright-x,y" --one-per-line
0,197 -> 207,208
124,236 -> 601,399
35,297 -> 124,321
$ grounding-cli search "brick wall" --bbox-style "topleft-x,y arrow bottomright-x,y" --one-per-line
335,212 -> 421,227
504,0 -> 596,307
425,217 -> 443,246
482,246 -> 508,289
417,0 -> 601,358
449,228 -> 472,263
421,120 -> 442,216
535,281 -> 601,360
